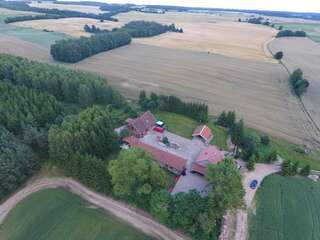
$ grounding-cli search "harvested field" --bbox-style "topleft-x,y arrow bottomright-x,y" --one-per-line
269,37 -> 320,147
12,17 -> 122,37
28,1 -> 106,14
0,34 -> 52,61
116,11 -> 276,61
69,43 -> 311,145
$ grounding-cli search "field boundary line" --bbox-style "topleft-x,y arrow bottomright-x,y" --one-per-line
0,177 -> 189,240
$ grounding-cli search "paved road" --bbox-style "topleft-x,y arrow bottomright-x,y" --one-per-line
0,178 -> 189,240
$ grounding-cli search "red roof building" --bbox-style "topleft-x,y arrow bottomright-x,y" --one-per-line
126,111 -> 156,138
123,136 -> 187,174
191,145 -> 223,175
192,125 -> 213,143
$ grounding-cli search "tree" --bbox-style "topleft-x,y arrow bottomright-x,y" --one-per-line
300,165 -> 311,176
292,161 -> 299,175
289,69 -> 310,97
217,111 -> 227,127
260,135 -> 270,145
205,158 -> 245,219
231,120 -> 244,146
247,154 -> 256,171
150,189 -> 171,224
274,51 -> 283,60
108,148 -> 168,208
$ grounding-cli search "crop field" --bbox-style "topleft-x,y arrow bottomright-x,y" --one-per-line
116,11 -> 276,62
0,188 -> 154,240
72,43 -> 311,145
13,17 -> 122,37
269,37 -> 320,147
249,174 -> 320,240
0,8 -> 67,47
274,22 -> 320,43
28,1 -> 106,14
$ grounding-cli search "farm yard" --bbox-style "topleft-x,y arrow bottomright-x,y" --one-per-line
269,37 -> 320,147
0,188 -> 155,240
249,174 -> 320,240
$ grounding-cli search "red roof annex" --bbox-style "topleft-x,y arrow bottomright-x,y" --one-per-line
192,125 -> 213,143
123,136 -> 187,173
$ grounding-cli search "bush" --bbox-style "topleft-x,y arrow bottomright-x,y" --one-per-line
289,69 -> 310,96
261,136 -> 270,145
274,51 -> 283,60
300,165 -> 311,176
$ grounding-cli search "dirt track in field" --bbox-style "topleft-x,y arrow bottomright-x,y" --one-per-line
0,178 -> 189,240
269,37 -> 320,147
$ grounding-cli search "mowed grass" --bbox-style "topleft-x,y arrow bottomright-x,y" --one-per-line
155,111 -> 228,150
274,22 -> 320,43
0,188 -> 155,240
249,174 -> 320,240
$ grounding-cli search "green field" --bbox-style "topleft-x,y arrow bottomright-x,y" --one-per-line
155,111 -> 228,150
0,11 -> 68,47
275,22 -> 320,43
0,188 -> 155,240
249,174 -> 320,240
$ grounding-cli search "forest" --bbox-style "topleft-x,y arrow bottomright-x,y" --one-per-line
50,30 -> 132,63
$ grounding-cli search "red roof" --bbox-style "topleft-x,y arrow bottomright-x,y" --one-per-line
192,145 -> 223,175
123,136 -> 187,173
192,125 -> 213,143
126,111 -> 156,136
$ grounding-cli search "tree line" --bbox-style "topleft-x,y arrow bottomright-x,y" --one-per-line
276,30 -> 307,38
84,24 -> 108,34
0,0 -> 118,22
289,69 -> 309,97
139,90 -> 208,122
50,30 -> 132,63
121,21 -> 183,38
4,14 -> 60,23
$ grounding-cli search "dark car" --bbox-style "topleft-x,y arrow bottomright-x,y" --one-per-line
250,180 -> 258,189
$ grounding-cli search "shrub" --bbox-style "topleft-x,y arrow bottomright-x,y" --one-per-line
274,51 -> 283,60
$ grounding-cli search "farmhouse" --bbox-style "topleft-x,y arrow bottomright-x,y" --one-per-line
192,125 -> 213,144
125,111 -> 156,138
191,145 -> 224,175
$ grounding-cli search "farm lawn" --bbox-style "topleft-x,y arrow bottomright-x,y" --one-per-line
155,111 -> 228,150
249,174 -> 320,240
0,188 -> 155,240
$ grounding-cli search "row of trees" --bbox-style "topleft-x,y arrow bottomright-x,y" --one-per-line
276,30 -> 307,38
0,0 -> 118,21
139,90 -> 208,122
84,24 -> 108,34
108,149 -> 244,240
289,69 -> 310,97
51,30 -> 132,62
0,54 -> 126,108
4,14 -> 60,23
121,21 -> 183,38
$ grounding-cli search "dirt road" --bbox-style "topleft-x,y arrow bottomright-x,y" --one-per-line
0,178 -> 189,240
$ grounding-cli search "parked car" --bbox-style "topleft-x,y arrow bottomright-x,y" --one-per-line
153,126 -> 165,133
250,180 -> 258,189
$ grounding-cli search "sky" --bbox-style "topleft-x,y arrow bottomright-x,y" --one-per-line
98,0 -> 320,13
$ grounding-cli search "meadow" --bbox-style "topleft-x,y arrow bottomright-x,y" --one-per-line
249,174 -> 320,240
0,188 -> 155,240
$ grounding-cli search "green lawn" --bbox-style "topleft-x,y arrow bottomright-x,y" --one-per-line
0,188 -> 155,240
0,11 -> 68,48
155,111 -> 228,150
249,174 -> 320,240
274,22 -> 320,43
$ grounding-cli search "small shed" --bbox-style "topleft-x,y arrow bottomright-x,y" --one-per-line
192,125 -> 213,144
